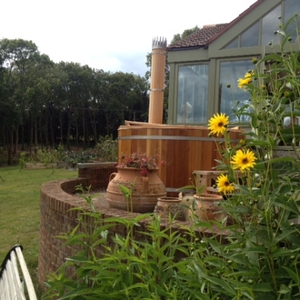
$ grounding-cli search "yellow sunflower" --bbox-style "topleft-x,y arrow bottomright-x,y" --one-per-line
237,71 -> 253,89
230,149 -> 257,172
216,174 -> 235,195
208,113 -> 229,136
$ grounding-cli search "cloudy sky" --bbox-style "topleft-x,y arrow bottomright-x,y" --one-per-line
1,0 -> 257,76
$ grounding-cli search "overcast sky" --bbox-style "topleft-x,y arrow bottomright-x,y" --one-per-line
1,0 -> 257,76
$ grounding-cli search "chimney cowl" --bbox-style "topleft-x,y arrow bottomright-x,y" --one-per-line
152,37 -> 167,50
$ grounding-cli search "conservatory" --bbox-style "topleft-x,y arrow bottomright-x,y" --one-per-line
167,0 -> 300,125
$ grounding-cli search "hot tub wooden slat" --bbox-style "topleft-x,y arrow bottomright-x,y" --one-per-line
118,123 -> 242,192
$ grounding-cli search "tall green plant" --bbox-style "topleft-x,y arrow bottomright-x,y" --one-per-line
95,135 -> 118,162
43,207 -> 200,299
203,14 -> 300,299
118,178 -> 136,213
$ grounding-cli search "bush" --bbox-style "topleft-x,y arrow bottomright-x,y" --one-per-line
95,135 -> 118,162
43,205 -> 207,299
36,149 -> 59,166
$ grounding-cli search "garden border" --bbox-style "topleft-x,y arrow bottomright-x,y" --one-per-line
38,162 -> 225,288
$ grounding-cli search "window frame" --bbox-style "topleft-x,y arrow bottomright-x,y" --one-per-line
173,62 -> 210,125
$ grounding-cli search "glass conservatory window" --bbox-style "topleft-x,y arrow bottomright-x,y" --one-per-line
177,64 -> 209,123
284,0 -> 300,42
241,22 -> 259,47
225,38 -> 238,49
219,60 -> 253,122
262,5 -> 281,45
223,1 -> 300,49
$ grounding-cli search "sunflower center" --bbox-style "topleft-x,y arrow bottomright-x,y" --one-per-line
242,158 -> 249,164
224,181 -> 230,186
218,122 -> 224,127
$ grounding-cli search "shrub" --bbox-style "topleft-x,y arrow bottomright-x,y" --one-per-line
36,149 -> 59,166
95,135 -> 118,162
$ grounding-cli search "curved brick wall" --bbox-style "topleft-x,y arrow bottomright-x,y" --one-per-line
38,163 -> 206,288
38,163 -> 118,286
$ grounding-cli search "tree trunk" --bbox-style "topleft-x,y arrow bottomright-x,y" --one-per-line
82,113 -> 87,148
34,120 -> 38,147
60,113 -> 64,145
7,128 -> 13,165
39,117 -> 43,146
13,127 -> 18,155
44,113 -> 49,146
85,120 -> 90,147
66,112 -> 71,150
30,119 -> 33,148
104,111 -> 110,136
89,110 -> 98,144
21,123 -> 25,151
75,121 -> 79,149
49,111 -> 55,148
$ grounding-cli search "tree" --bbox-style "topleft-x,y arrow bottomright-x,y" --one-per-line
0,37 -> 152,163
55,62 -> 93,149
94,71 -> 148,137
24,53 -> 54,147
0,39 -> 41,163
170,26 -> 200,44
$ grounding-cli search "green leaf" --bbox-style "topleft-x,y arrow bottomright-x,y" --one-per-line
278,283 -> 291,295
203,276 -> 235,296
282,266 -> 300,285
251,282 -> 274,292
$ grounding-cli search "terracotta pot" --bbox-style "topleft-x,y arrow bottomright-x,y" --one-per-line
154,196 -> 188,221
192,193 -> 224,221
106,167 -> 166,213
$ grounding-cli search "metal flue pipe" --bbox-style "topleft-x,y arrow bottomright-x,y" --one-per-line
148,36 -> 167,124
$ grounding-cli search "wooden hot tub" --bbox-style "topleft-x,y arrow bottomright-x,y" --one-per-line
118,121 -> 243,194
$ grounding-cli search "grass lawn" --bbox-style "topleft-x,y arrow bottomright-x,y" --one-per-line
0,165 -> 78,295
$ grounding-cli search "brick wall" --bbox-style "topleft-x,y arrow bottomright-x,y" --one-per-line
38,163 -> 219,288
77,162 -> 117,189
38,163 -> 118,286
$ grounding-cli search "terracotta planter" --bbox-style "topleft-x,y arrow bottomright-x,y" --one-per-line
106,167 -> 166,213
192,193 -> 224,221
154,196 -> 188,221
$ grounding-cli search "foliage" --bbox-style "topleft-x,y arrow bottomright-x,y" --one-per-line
0,38 -> 41,164
170,26 -> 200,45
23,148 -> 60,166
204,15 -> 300,299
36,149 -> 59,166
18,151 -> 27,170
75,184 -> 95,212
95,135 -> 118,162
58,148 -> 101,168
64,150 -> 95,166
118,153 -> 165,177
56,143 -> 68,161
41,190 -> 300,300
0,38 -> 149,163
118,179 -> 136,213
43,205 -> 206,300
20,146 -> 100,168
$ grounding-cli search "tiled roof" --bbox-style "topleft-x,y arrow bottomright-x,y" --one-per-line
167,0 -> 262,51
167,24 -> 228,50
